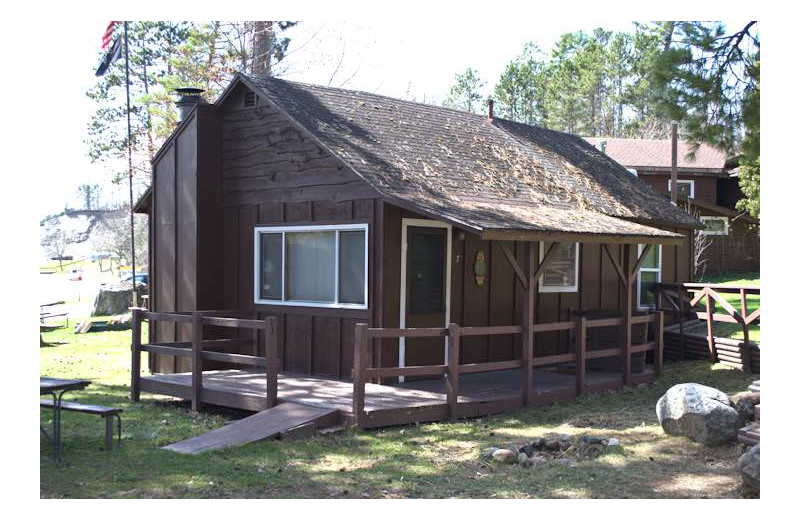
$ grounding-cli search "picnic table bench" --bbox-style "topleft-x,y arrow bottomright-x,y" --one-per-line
40,377 -> 123,461
40,400 -> 122,450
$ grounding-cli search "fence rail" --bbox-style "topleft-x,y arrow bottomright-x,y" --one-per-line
131,310 -> 279,410
351,312 -> 664,427
656,282 -> 760,372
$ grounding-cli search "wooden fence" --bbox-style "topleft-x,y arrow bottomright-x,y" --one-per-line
131,310 -> 279,411
351,312 -> 664,427
656,282 -> 760,372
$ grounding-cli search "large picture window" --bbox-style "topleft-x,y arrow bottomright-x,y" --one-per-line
538,242 -> 579,293
637,244 -> 662,309
254,224 -> 368,308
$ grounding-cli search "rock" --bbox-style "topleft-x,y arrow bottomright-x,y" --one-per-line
559,435 -> 572,448
491,449 -> 517,464
580,436 -> 605,445
606,438 -> 620,447
656,383 -> 744,446
517,453 -> 532,467
482,447 -> 500,459
731,392 -> 760,423
738,444 -> 760,493
531,437 -> 544,448
519,444 -> 535,458
544,437 -> 561,450
91,283 -> 147,317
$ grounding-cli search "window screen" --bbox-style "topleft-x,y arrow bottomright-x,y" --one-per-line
259,233 -> 282,300
407,228 -> 446,314
540,242 -> 578,291
339,230 -> 366,305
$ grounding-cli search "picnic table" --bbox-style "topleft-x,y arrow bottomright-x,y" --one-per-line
40,377 -> 90,461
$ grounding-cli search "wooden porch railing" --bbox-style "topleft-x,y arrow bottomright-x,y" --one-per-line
656,282 -> 760,371
131,310 -> 279,411
351,312 -> 664,427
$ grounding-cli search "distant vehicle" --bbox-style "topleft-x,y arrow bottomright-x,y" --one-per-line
121,273 -> 149,285
69,268 -> 83,281
51,255 -> 73,261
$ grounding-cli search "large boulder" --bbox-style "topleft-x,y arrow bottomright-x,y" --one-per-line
91,283 -> 147,317
656,383 -> 743,446
738,444 -> 760,493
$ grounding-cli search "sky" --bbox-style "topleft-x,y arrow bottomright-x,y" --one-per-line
38,19 -> 737,220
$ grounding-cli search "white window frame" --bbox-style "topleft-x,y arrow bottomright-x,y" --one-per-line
253,223 -> 369,309
538,242 -> 580,293
668,179 -> 695,199
699,216 -> 729,236
637,243 -> 662,310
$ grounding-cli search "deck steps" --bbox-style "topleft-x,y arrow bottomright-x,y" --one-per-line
162,402 -> 340,454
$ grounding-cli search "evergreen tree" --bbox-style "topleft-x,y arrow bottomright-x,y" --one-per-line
443,68 -> 486,114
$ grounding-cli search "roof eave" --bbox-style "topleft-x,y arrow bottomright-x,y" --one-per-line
480,228 -> 687,246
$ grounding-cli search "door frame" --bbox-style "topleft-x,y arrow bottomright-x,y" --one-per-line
399,218 -> 452,382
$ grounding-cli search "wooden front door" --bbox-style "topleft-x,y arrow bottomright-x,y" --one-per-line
401,222 -> 451,376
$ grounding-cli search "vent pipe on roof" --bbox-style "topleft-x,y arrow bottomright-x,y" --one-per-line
487,99 -> 494,121
599,140 -> 607,153
175,87 -> 207,123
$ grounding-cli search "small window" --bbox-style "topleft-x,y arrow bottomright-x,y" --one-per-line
668,179 -> 695,199
637,244 -> 661,309
244,91 -> 256,107
254,224 -> 368,308
700,216 -> 729,236
539,242 -> 579,293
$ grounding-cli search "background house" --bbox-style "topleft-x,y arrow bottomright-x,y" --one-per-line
584,137 -> 759,275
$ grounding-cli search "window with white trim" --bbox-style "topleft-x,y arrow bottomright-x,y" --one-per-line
637,244 -> 661,309
539,242 -> 579,293
668,179 -> 695,198
627,168 -> 638,177
700,216 -> 729,236
254,224 -> 368,308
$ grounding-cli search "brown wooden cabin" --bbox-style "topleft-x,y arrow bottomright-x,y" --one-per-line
584,137 -> 759,275
133,74 -> 700,424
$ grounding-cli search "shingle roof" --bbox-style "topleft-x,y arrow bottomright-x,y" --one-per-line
582,137 -> 727,171
239,75 -> 699,240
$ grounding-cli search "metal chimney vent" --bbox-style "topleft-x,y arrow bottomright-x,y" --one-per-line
175,87 -> 206,122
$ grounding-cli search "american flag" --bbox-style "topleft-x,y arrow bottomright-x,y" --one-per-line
101,21 -> 121,50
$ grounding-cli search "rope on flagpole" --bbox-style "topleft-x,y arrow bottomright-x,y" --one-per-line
124,21 -> 137,308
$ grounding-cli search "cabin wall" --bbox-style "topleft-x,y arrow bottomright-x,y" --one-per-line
218,83 -> 380,380
637,172 -> 718,205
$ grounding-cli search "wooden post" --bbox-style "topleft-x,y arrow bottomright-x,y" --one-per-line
655,311 -> 665,377
679,286 -> 686,360
705,288 -> 715,360
265,316 -> 278,408
622,244 -> 633,386
191,312 -> 203,412
130,308 -> 142,401
575,316 -> 586,395
446,323 -> 461,419
521,242 -> 535,406
739,289 -> 752,372
352,323 -> 368,428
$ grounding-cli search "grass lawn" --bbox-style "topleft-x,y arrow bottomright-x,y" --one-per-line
697,271 -> 760,343
40,320 -> 757,499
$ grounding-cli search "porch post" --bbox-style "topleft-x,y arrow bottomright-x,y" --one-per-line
522,242 -> 535,406
191,311 -> 203,412
622,244 -> 633,386
131,308 -> 142,402
446,323 -> 461,419
352,323 -> 368,428
655,311 -> 664,377
264,316 -> 278,409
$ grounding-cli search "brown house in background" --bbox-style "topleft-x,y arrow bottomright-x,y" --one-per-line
584,137 -> 759,276
134,74 -> 700,401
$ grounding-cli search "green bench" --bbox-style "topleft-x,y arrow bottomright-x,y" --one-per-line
40,400 -> 122,450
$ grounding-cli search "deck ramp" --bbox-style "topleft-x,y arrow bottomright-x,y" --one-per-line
162,402 -> 339,454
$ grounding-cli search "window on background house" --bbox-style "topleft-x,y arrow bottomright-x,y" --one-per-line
668,179 -> 695,199
637,244 -> 661,309
700,216 -> 729,236
627,168 -> 638,177
254,224 -> 368,308
539,242 -> 579,293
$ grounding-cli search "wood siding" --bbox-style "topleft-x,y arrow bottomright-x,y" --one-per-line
637,172 -> 717,205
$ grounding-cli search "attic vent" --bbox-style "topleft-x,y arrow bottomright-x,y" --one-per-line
244,92 -> 256,107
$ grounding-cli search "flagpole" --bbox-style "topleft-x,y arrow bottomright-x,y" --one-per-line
123,21 -> 137,308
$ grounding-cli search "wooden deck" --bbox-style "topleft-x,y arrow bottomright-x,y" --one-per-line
140,366 -> 656,429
